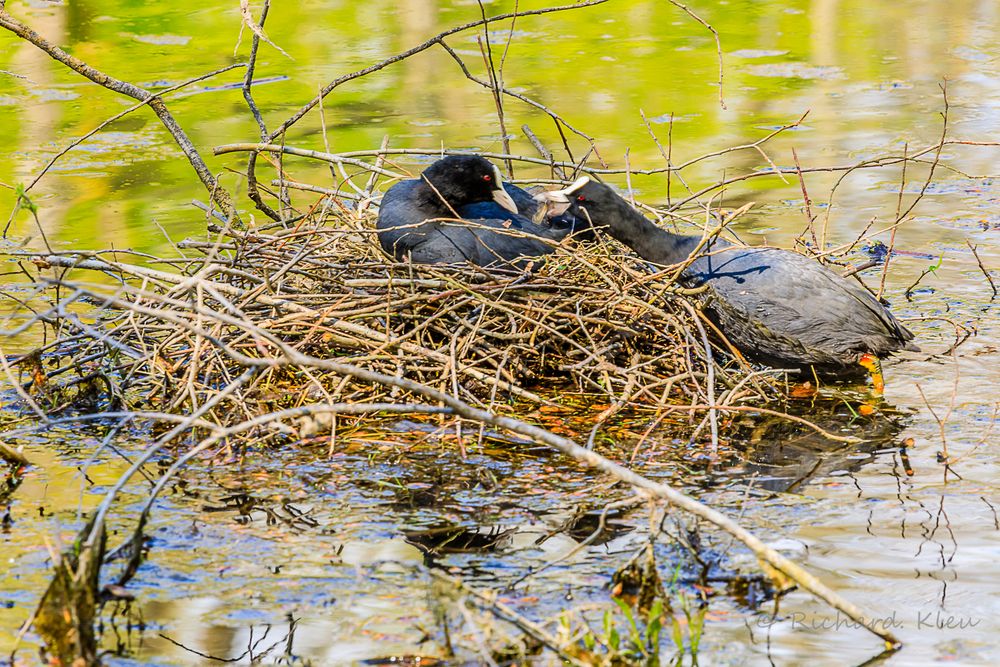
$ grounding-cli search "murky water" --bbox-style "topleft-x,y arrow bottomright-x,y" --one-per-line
2,0 -> 999,665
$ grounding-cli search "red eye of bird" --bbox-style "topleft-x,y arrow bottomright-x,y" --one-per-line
483,174 -> 492,181
577,195 -> 586,201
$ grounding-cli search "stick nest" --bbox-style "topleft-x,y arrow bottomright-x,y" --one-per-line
18,205 -> 777,437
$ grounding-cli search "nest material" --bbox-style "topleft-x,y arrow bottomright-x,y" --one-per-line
19,206 -> 777,435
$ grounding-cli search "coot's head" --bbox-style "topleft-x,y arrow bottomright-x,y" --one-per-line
539,177 -> 622,225
559,179 -> 623,220
422,155 -> 518,214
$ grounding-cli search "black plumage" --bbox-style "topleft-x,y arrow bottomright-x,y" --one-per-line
459,182 -> 594,242
376,156 -> 583,269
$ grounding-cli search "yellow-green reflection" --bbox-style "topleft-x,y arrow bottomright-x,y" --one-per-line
0,0 -> 994,259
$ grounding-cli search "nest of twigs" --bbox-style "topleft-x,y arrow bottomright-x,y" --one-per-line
15,202 -> 780,439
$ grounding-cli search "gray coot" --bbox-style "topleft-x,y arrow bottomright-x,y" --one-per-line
546,179 -> 918,383
376,155 -> 582,269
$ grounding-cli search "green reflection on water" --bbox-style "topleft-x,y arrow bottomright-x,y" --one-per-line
0,0 -> 984,258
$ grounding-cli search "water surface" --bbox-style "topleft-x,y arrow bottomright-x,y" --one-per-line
1,0 -> 999,665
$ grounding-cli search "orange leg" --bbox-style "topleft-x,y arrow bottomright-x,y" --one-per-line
858,353 -> 885,394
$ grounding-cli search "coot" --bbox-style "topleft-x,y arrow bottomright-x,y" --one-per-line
546,179 -> 918,382
376,156 -> 579,269
459,182 -> 594,242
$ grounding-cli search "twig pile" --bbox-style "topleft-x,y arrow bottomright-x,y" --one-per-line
20,202 -> 776,436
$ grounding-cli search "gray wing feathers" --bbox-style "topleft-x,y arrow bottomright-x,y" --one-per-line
687,247 -> 914,363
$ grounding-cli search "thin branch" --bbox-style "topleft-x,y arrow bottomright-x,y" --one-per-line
0,9 -> 239,222
668,0 -> 726,109
966,240 -> 997,300
239,0 -> 283,222
267,0 -> 611,140
22,64 -> 245,194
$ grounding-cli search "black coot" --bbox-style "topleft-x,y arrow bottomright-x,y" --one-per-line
459,182 -> 594,242
376,156 -> 582,269
548,179 -> 918,380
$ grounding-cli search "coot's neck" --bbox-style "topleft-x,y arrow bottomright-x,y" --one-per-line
596,195 -> 699,265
